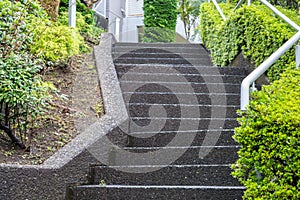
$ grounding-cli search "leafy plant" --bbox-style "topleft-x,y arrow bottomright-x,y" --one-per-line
0,0 -> 52,148
200,3 -> 298,81
143,0 -> 178,42
233,67 -> 300,199
30,23 -> 87,63
58,11 -> 103,45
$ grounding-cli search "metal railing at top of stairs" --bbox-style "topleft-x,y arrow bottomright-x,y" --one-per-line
208,0 -> 300,110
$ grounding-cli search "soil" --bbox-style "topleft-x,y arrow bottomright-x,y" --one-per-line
0,53 -> 104,165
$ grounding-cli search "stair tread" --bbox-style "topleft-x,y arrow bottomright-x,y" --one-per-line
75,184 -> 245,189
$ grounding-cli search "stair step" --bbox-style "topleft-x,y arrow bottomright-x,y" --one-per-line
122,93 -> 240,106
69,185 -> 244,200
112,46 -> 210,54
127,104 -> 239,118
89,164 -> 240,186
113,57 -> 212,65
113,42 -> 206,48
120,81 -> 241,94
127,118 -> 238,130
115,64 -> 249,76
127,129 -> 238,147
118,72 -> 245,84
120,146 -> 239,165
113,52 -> 209,59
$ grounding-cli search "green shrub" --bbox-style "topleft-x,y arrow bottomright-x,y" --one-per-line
0,0 -> 51,148
143,0 -> 178,42
58,11 -> 103,44
200,3 -> 298,81
233,67 -> 300,199
30,23 -> 86,63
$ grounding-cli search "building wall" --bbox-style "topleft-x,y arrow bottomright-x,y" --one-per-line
94,0 -> 194,43
120,0 -> 144,42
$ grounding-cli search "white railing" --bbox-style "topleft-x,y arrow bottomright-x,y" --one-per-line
208,0 -> 300,110
241,0 -> 300,110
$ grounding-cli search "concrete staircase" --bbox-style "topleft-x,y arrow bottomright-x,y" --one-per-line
66,43 -> 248,199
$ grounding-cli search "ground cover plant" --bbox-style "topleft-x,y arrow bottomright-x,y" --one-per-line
0,0 -> 104,164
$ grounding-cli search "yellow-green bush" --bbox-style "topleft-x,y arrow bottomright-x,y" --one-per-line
31,23 -> 86,62
58,11 -> 104,43
200,2 -> 298,81
233,67 -> 300,199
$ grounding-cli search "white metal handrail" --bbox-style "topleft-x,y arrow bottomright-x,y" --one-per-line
209,0 -> 300,110
209,0 -> 227,21
240,0 -> 300,110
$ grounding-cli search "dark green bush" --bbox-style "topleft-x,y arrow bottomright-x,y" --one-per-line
200,3 -> 298,81
143,0 -> 178,42
0,0 -> 51,148
233,67 -> 300,199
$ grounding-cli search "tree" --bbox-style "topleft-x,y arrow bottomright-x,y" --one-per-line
143,0 -> 178,42
178,0 -> 204,40
39,0 -> 61,20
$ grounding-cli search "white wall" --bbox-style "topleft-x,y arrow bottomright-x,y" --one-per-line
120,0 -> 144,42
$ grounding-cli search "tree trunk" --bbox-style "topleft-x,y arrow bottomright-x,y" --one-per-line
39,0 -> 61,21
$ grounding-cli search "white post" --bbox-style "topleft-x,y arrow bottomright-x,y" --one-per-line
296,45 -> 300,69
115,18 -> 120,41
69,0 -> 76,28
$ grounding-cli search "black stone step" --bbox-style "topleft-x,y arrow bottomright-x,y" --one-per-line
112,45 -> 209,56
127,104 -> 239,119
120,81 -> 241,94
68,185 -> 244,200
113,57 -> 212,65
118,72 -> 245,84
122,93 -> 240,106
89,165 -> 240,186
127,130 -> 238,147
120,146 -> 239,165
115,64 -> 249,76
127,118 -> 238,130
112,52 -> 209,59
113,42 -> 206,48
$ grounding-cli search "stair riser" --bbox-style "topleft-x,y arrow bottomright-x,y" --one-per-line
123,93 -> 240,106
114,43 -> 206,48
115,65 -> 249,76
128,118 -> 238,130
114,58 -> 212,65
90,165 -> 240,186
118,73 -> 245,84
112,52 -> 210,59
120,81 -> 241,94
128,130 -> 238,147
69,187 -> 244,200
120,147 -> 239,165
113,47 -> 209,54
127,104 -> 239,119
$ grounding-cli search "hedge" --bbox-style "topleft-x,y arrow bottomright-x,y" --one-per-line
232,67 -> 300,199
143,0 -> 178,42
200,2 -> 298,81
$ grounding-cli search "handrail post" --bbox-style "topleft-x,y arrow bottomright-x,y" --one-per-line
296,45 -> 300,69
69,0 -> 76,28
211,0 -> 226,21
248,0 -> 251,5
